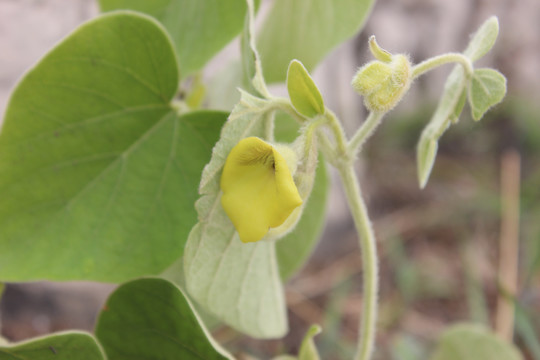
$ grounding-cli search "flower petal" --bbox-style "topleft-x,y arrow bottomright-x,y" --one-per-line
221,137 -> 302,243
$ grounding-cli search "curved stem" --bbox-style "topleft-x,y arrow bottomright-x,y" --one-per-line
268,97 -> 307,123
324,109 -> 349,158
337,163 -> 379,360
320,108 -> 379,360
412,52 -> 473,79
348,112 -> 385,157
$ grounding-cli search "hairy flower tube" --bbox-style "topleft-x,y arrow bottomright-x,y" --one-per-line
220,137 -> 303,243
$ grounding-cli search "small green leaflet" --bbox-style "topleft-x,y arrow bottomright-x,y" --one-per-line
272,325 -> 322,360
464,16 -> 499,62
96,278 -> 231,360
415,16 -> 503,188
416,135 -> 439,189
258,0 -> 375,83
299,325 -> 322,360
184,91 -> 287,338
415,66 -> 465,188
99,0 -> 246,76
468,68 -> 507,121
0,12 -> 226,282
429,323 -> 523,360
287,60 -> 325,118
0,332 -> 105,360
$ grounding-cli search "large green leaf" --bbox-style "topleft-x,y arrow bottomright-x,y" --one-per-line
258,0 -> 375,83
0,332 -> 105,360
99,0 -> 246,76
184,91 -> 287,338
0,12 -> 227,282
430,323 -> 523,360
96,278 -> 230,360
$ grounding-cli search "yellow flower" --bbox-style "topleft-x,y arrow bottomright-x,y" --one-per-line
220,137 -> 303,243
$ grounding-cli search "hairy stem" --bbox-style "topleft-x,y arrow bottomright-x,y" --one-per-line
348,112 -> 385,157
324,109 -> 349,159
412,52 -> 473,79
337,163 -> 379,360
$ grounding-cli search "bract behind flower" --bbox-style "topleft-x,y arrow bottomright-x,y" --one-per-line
221,137 -> 302,243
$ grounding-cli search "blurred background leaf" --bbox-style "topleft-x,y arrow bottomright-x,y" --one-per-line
429,323 -> 523,360
257,0 -> 375,83
99,0 -> 247,76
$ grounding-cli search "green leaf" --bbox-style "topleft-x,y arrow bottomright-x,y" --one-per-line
271,113 -> 328,280
98,280 -> 230,358
391,334 -> 427,360
0,12 -> 226,282
430,323 -> 523,360
258,0 -> 375,83
299,325 -> 322,360
0,332 -> 105,360
464,16 -> 499,62
184,91 -> 287,338
99,0 -> 246,76
277,159 -> 328,280
416,66 -> 467,188
468,68 -> 507,121
416,135 -> 438,189
206,61 -> 243,111
287,60 -> 325,118
96,278 -> 230,360
272,113 -> 328,280
240,0 -> 270,97
415,16 -> 502,187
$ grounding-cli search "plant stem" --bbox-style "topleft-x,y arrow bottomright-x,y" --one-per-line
269,97 -> 307,123
337,163 -> 379,360
324,109 -> 349,158
348,112 -> 385,157
411,52 -> 473,79
320,105 -> 380,360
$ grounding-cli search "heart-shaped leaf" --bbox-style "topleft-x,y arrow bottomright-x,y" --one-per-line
0,12 -> 226,282
96,278 -> 230,360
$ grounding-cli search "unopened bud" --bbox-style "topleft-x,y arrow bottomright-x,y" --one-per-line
352,37 -> 412,112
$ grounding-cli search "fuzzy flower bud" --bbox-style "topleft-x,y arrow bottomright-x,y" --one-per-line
352,36 -> 412,112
